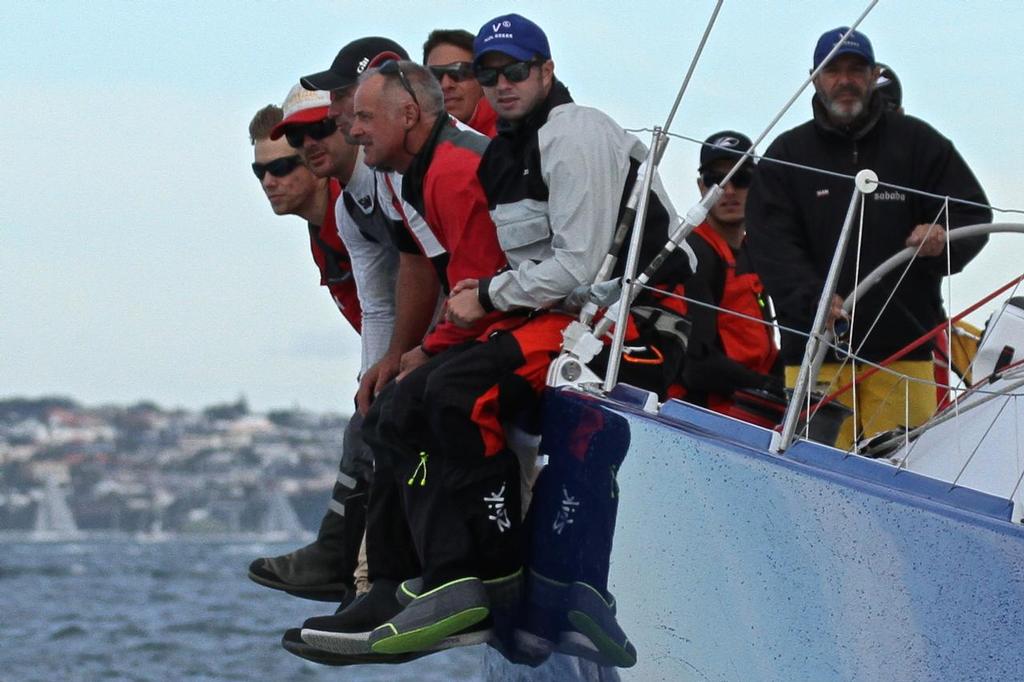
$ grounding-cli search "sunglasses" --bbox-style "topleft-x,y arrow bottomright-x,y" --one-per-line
378,60 -> 420,108
284,118 -> 338,148
428,61 -> 475,83
473,59 -> 542,87
701,167 -> 754,189
252,155 -> 303,181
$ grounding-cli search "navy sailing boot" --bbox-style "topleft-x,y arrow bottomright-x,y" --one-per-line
561,582 -> 637,668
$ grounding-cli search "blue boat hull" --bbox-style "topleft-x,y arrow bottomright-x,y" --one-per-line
535,387 -> 1024,681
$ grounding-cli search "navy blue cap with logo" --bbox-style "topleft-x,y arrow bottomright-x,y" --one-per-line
813,27 -> 875,69
473,14 -> 551,66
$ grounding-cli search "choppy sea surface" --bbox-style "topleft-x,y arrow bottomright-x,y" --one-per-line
0,540 -> 482,682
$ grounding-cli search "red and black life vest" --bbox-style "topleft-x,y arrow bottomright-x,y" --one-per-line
307,180 -> 361,333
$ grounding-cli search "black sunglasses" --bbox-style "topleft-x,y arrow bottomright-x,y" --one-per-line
284,118 -> 338,149
252,155 -> 303,181
428,61 -> 475,83
473,59 -> 542,87
378,60 -> 420,108
701,167 -> 754,189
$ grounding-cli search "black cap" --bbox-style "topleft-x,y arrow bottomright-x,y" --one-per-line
876,63 -> 902,112
300,37 -> 409,91
699,130 -> 754,170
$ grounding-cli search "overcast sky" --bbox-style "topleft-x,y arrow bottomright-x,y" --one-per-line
4,0 -> 1022,412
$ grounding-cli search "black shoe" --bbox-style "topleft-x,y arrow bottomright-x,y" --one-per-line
300,579 -> 403,655
248,540 -> 352,602
281,628 -> 427,666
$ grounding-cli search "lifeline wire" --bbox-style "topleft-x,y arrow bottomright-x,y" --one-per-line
630,129 -> 1024,217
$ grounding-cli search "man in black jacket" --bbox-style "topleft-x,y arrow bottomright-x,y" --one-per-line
746,27 -> 990,449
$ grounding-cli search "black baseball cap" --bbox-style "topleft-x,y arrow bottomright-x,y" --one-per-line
699,131 -> 754,170
300,37 -> 409,91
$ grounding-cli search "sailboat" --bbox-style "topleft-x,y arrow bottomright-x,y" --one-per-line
30,478 -> 82,542
259,489 -> 308,542
508,6 -> 1024,681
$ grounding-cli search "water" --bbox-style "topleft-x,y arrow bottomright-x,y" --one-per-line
0,540 -> 481,682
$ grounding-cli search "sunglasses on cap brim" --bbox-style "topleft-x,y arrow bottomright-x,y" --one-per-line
284,118 -> 338,148
252,155 -> 303,180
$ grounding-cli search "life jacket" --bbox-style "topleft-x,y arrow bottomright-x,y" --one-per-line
687,224 -> 778,412
308,180 -> 361,333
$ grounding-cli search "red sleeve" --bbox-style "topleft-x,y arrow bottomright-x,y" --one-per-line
420,143 -> 506,354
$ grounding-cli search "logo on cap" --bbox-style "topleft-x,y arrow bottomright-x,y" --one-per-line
713,136 -> 740,148
357,57 -> 370,74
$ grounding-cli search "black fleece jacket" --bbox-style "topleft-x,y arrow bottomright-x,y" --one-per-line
746,92 -> 990,364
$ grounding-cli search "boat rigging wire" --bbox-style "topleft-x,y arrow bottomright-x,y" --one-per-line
951,391 -> 1012,489
595,0 -> 881,392
661,0 -> 724,134
631,129 -> 1024,217
894,364 -> 1024,471
583,0 -> 725,390
1009,395 -> 1024,503
635,280 -> 1024,400
808,280 -> 1024,441
847,204 -> 951,361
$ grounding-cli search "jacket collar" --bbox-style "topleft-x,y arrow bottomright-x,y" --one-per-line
495,77 -> 574,139
402,113 -> 454,207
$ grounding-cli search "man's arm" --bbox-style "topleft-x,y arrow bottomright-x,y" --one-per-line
335,202 -> 397,375
354,178 -> 443,413
417,147 -> 507,354
912,121 -> 991,274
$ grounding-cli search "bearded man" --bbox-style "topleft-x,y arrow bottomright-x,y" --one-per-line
745,27 -> 990,449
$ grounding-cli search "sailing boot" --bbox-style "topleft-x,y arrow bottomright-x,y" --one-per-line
560,582 -> 637,668
247,482 -> 365,602
368,577 -> 491,655
299,578 -> 403,655
514,569 -> 568,663
281,628 -> 427,666
393,570 -> 536,662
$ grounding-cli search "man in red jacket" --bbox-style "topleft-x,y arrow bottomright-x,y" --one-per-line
247,85 -> 365,606
676,131 -> 781,412
297,59 -> 510,657
423,28 -> 498,137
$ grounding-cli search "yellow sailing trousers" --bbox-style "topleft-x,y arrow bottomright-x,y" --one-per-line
785,360 -> 937,451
